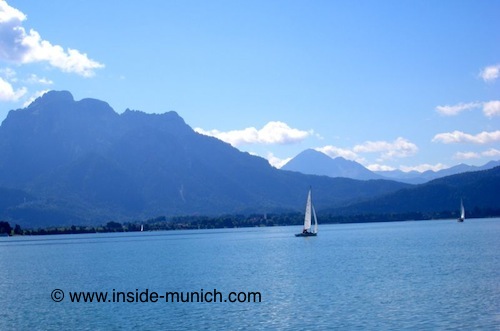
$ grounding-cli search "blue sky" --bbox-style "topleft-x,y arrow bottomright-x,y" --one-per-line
1,0 -> 499,172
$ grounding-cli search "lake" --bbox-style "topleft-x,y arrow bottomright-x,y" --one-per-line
1,218 -> 499,330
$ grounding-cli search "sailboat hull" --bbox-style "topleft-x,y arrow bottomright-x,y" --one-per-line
457,218 -> 464,222
295,232 -> 317,237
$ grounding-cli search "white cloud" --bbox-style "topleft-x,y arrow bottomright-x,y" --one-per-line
454,151 -> 480,160
25,73 -> 53,85
315,145 -> 359,160
483,100 -> 500,117
0,0 -> 25,23
0,68 -> 52,104
482,148 -> 500,157
454,148 -> 500,160
194,121 -> 311,146
480,64 -> 500,82
366,164 -> 396,171
0,1 -> 104,77
432,130 -> 500,144
266,152 -> 292,169
257,121 -> 311,144
435,102 -> 481,116
353,137 -> 418,159
0,76 -> 26,101
434,100 -> 500,118
400,163 -> 448,173
315,137 -> 417,164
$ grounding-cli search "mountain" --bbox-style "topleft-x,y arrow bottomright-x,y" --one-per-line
0,91 -> 410,227
327,166 -> 500,217
375,161 -> 500,184
281,149 -> 383,180
282,148 -> 500,185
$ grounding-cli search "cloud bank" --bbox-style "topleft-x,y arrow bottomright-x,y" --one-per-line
316,137 -> 418,166
194,121 -> 311,146
0,1 -> 104,77
435,102 -> 481,116
435,101 -> 500,117
352,137 -> 418,159
454,148 -> 500,160
432,130 -> 500,144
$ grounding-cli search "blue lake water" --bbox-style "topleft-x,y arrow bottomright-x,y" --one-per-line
1,218 -> 499,330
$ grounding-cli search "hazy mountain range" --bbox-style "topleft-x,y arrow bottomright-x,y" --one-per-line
374,161 -> 500,184
328,165 -> 500,218
0,91 -> 498,228
0,91 -> 409,227
282,148 -> 500,184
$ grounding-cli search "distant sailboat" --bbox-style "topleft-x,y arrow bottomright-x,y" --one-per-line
295,188 -> 318,237
457,199 -> 465,222
140,224 -> 144,232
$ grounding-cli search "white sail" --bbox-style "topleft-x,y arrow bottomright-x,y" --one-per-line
304,190 -> 312,231
312,204 -> 318,234
460,199 -> 465,219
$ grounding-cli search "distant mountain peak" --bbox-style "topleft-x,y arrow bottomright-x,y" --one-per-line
4,90 -> 118,126
282,149 -> 382,180
28,90 -> 74,108
295,149 -> 333,160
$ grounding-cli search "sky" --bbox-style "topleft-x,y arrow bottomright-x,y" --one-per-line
0,0 -> 499,172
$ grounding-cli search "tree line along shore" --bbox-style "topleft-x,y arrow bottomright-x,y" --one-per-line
1,207 -> 499,236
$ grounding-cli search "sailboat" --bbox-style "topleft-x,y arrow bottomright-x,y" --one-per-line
295,188 -> 318,237
457,199 -> 465,222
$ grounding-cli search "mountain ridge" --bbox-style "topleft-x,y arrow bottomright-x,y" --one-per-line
375,161 -> 500,184
0,91 -> 410,227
